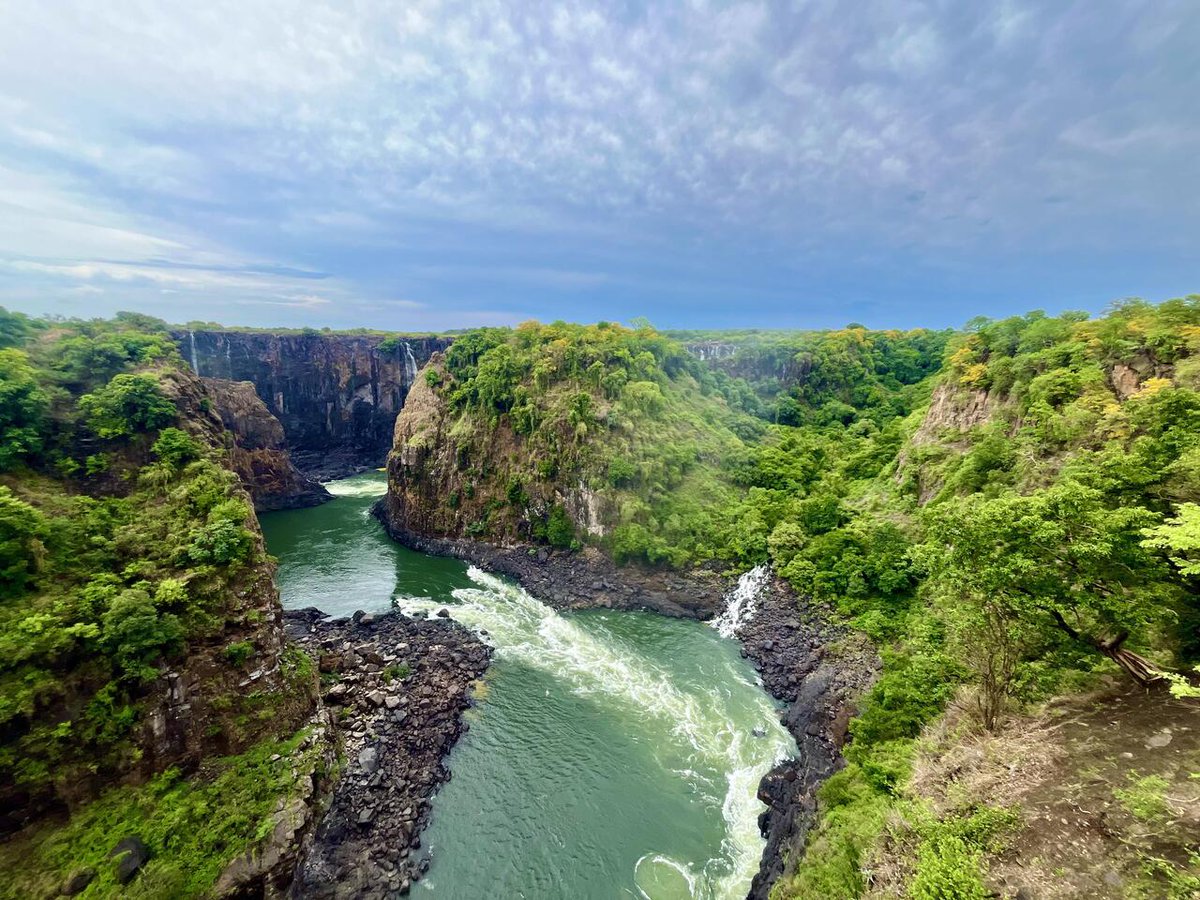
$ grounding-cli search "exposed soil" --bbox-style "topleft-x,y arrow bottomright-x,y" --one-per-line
883,684 -> 1200,899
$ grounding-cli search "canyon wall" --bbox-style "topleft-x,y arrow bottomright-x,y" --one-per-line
202,378 -> 331,511
176,330 -> 453,480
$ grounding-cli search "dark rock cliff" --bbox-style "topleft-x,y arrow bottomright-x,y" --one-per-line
202,378 -> 331,511
175,330 -> 453,480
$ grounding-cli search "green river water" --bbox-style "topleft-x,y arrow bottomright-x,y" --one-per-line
260,473 -> 795,900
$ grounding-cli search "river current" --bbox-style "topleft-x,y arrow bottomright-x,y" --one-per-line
261,473 -> 795,900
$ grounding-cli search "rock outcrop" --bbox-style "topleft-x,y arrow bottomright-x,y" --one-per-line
177,330 -> 452,480
202,378 -> 331,511
733,576 -> 879,900
284,608 -> 491,900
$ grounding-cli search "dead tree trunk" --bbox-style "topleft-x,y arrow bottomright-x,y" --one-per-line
1049,610 -> 1164,687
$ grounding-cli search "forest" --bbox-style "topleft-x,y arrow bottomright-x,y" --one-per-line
416,300 -> 1200,897
2,300 -> 1198,897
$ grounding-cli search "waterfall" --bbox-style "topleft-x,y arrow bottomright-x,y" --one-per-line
402,341 -> 418,384
710,565 -> 770,639
188,330 -> 200,376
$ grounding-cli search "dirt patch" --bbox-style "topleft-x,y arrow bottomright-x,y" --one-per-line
892,685 -> 1199,898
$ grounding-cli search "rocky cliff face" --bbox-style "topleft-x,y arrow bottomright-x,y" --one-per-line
177,330 -> 453,480
202,378 -> 331,511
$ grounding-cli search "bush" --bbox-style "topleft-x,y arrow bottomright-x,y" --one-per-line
908,832 -> 987,900
0,349 -> 47,470
0,487 -> 45,598
223,641 -> 255,667
78,373 -> 176,438
152,427 -> 202,470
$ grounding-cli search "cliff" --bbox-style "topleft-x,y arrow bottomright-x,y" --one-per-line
202,378 -> 331,511
1,363 -> 320,831
176,330 -> 453,479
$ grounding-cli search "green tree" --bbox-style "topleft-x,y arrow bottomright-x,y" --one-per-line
0,349 -> 47,469
0,487 -> 46,598
921,482 -> 1171,703
78,373 -> 176,438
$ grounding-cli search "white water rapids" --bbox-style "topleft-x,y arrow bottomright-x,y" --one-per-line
395,565 -> 792,900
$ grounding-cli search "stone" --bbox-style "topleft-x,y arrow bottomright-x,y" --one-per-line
109,836 -> 150,884
62,868 -> 96,895
1145,729 -> 1173,749
385,695 -> 402,710
436,608 -> 450,618
359,746 -> 380,773
367,690 -> 386,706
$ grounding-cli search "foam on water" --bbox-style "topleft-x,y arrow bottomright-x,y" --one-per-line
323,476 -> 389,498
396,566 -> 794,899
710,565 -> 770,639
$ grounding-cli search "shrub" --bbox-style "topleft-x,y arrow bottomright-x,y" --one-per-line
152,427 -> 202,470
908,832 -> 987,900
223,641 -> 255,667
78,373 -> 176,438
0,349 -> 47,470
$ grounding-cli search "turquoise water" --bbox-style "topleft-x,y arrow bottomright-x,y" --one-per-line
261,473 -> 795,900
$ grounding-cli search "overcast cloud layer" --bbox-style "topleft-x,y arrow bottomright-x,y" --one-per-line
1,1 -> 1197,330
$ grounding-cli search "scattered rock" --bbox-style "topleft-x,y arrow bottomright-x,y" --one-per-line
1145,729 -> 1173,749
284,608 -> 491,899
108,836 -> 150,885
61,868 -> 95,895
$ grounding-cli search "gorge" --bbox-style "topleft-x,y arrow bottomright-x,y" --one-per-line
2,304 -> 1198,900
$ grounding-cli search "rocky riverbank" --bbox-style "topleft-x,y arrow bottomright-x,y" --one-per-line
370,513 -> 878,900
735,575 -> 880,900
283,608 -> 491,900
373,512 -> 732,619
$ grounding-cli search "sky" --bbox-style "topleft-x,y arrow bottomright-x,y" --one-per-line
0,1 -> 1197,332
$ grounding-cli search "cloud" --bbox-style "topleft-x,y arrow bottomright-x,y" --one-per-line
0,1 -> 1195,328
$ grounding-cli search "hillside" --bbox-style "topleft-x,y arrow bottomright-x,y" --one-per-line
382,320 -> 762,567
0,310 -> 325,897
384,300 -> 1200,898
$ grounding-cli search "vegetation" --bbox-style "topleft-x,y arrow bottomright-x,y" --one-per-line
429,299 -> 1200,897
0,308 -> 310,848
0,725 -> 330,899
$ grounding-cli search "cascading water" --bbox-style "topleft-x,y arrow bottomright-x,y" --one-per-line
396,567 -> 794,900
261,473 -> 798,900
188,329 -> 200,376
710,565 -> 771,639
403,341 -> 419,384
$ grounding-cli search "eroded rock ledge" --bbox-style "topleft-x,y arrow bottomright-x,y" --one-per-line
283,608 -> 491,900
372,514 -> 732,619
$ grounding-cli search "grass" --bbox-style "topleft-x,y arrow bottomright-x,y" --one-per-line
0,724 -> 327,899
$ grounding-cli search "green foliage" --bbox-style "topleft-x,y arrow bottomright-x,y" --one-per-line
908,832 -> 987,900
0,486 -> 46,598
0,348 -> 48,469
223,641 -> 255,668
101,587 -> 186,682
0,727 -> 327,900
79,373 -> 177,438
545,505 -> 575,549
384,662 -> 412,682
1116,773 -> 1172,822
152,427 -> 202,470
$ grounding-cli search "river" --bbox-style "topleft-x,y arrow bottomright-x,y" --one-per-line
260,472 -> 795,900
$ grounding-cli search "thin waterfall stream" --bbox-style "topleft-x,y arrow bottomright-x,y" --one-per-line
261,473 -> 796,900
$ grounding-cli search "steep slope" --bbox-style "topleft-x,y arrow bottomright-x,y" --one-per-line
0,312 -> 324,896
202,377 -> 331,511
380,322 -> 758,570
178,329 -> 452,478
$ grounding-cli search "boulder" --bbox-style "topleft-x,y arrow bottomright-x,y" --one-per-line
109,836 -> 150,885
61,868 -> 95,895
